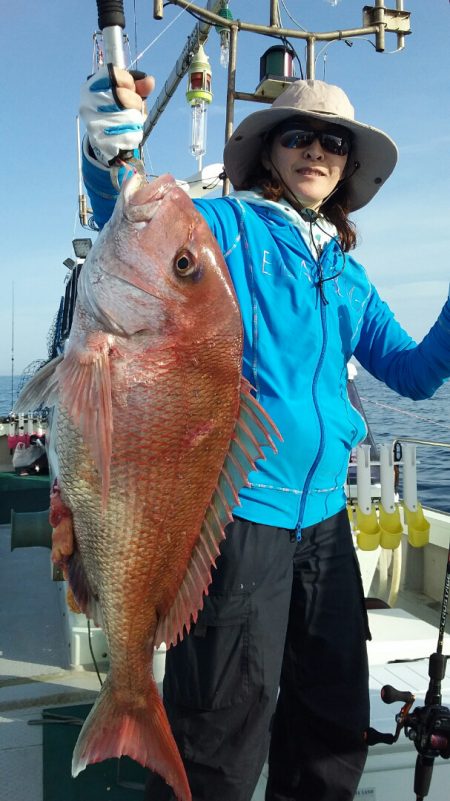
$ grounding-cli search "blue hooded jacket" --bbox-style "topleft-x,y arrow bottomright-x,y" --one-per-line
82,149 -> 450,533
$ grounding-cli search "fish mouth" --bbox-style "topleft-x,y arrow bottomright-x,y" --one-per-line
123,173 -> 179,224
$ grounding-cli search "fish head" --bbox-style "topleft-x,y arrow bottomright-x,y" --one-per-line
78,173 -> 241,345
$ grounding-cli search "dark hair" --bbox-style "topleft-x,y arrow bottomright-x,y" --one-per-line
236,127 -> 357,252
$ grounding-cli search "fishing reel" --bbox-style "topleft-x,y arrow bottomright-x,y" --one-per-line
366,543 -> 450,801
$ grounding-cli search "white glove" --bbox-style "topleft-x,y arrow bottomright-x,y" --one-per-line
80,64 -> 147,167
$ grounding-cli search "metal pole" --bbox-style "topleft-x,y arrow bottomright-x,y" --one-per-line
396,0 -> 405,50
270,0 -> 280,27
306,37 -> 315,79
393,437 -> 450,450
234,91 -> 272,104
223,23 -> 238,196
153,0 -> 163,20
163,1 -> 378,42
76,116 -> 89,227
374,0 -> 386,52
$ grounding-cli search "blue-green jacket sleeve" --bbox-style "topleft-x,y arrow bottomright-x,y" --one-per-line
354,284 -> 450,399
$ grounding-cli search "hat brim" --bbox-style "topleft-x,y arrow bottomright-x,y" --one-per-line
223,106 -> 398,212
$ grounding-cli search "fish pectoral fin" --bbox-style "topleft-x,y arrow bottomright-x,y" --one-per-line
13,355 -> 63,412
59,333 -> 113,504
155,378 -> 282,649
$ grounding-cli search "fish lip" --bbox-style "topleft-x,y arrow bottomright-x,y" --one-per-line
123,173 -> 178,224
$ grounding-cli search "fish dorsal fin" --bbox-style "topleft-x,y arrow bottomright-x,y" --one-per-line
155,378 -> 281,648
58,333 -> 113,506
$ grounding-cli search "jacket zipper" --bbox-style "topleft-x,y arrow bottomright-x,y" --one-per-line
296,286 -> 328,539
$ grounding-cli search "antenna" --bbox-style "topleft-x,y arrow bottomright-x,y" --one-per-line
10,282 -> 15,410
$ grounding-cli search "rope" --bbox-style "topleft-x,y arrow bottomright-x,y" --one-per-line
279,0 -> 308,32
127,1 -> 196,69
359,395 -> 450,434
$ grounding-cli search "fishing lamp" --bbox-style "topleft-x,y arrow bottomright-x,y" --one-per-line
255,45 -> 297,100
186,45 -> 213,159
72,238 -> 92,260
215,2 -> 233,69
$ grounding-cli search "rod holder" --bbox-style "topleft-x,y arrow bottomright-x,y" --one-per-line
379,442 -> 396,513
402,443 -> 418,512
356,444 -> 373,515
10,508 -> 52,550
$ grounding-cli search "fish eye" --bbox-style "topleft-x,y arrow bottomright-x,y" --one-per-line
174,250 -> 196,277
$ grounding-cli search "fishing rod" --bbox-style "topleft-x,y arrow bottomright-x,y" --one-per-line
366,540 -> 450,800
95,0 -> 147,167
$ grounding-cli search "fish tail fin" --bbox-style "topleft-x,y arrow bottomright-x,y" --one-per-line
72,676 -> 191,801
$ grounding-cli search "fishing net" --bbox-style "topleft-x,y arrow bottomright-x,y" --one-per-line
16,359 -> 48,400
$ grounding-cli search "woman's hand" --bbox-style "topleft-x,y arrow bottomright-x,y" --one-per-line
80,64 -> 155,167
109,66 -> 155,111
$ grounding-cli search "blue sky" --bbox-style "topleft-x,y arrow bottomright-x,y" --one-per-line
1,1 -> 449,376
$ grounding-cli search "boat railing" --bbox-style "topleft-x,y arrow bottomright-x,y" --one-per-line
394,437 -> 450,450
347,436 -> 449,607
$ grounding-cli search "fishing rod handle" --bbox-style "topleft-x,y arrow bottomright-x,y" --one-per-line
97,0 -> 126,68
97,0 -> 125,29
414,754 -> 434,800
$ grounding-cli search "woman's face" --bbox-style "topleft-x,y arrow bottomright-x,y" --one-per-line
264,122 -> 350,211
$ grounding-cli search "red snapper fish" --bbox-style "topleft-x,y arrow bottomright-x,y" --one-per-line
16,173 -> 279,801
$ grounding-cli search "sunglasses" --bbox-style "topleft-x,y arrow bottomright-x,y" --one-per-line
278,128 -> 351,157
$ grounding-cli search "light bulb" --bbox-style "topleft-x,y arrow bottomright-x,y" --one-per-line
190,100 -> 208,158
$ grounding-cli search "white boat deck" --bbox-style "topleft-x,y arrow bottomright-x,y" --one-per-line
2,520 -> 449,801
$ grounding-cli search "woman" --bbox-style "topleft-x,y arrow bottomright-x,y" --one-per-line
77,70 -> 450,801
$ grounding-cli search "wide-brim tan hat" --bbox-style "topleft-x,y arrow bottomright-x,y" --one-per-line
223,80 -> 398,211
